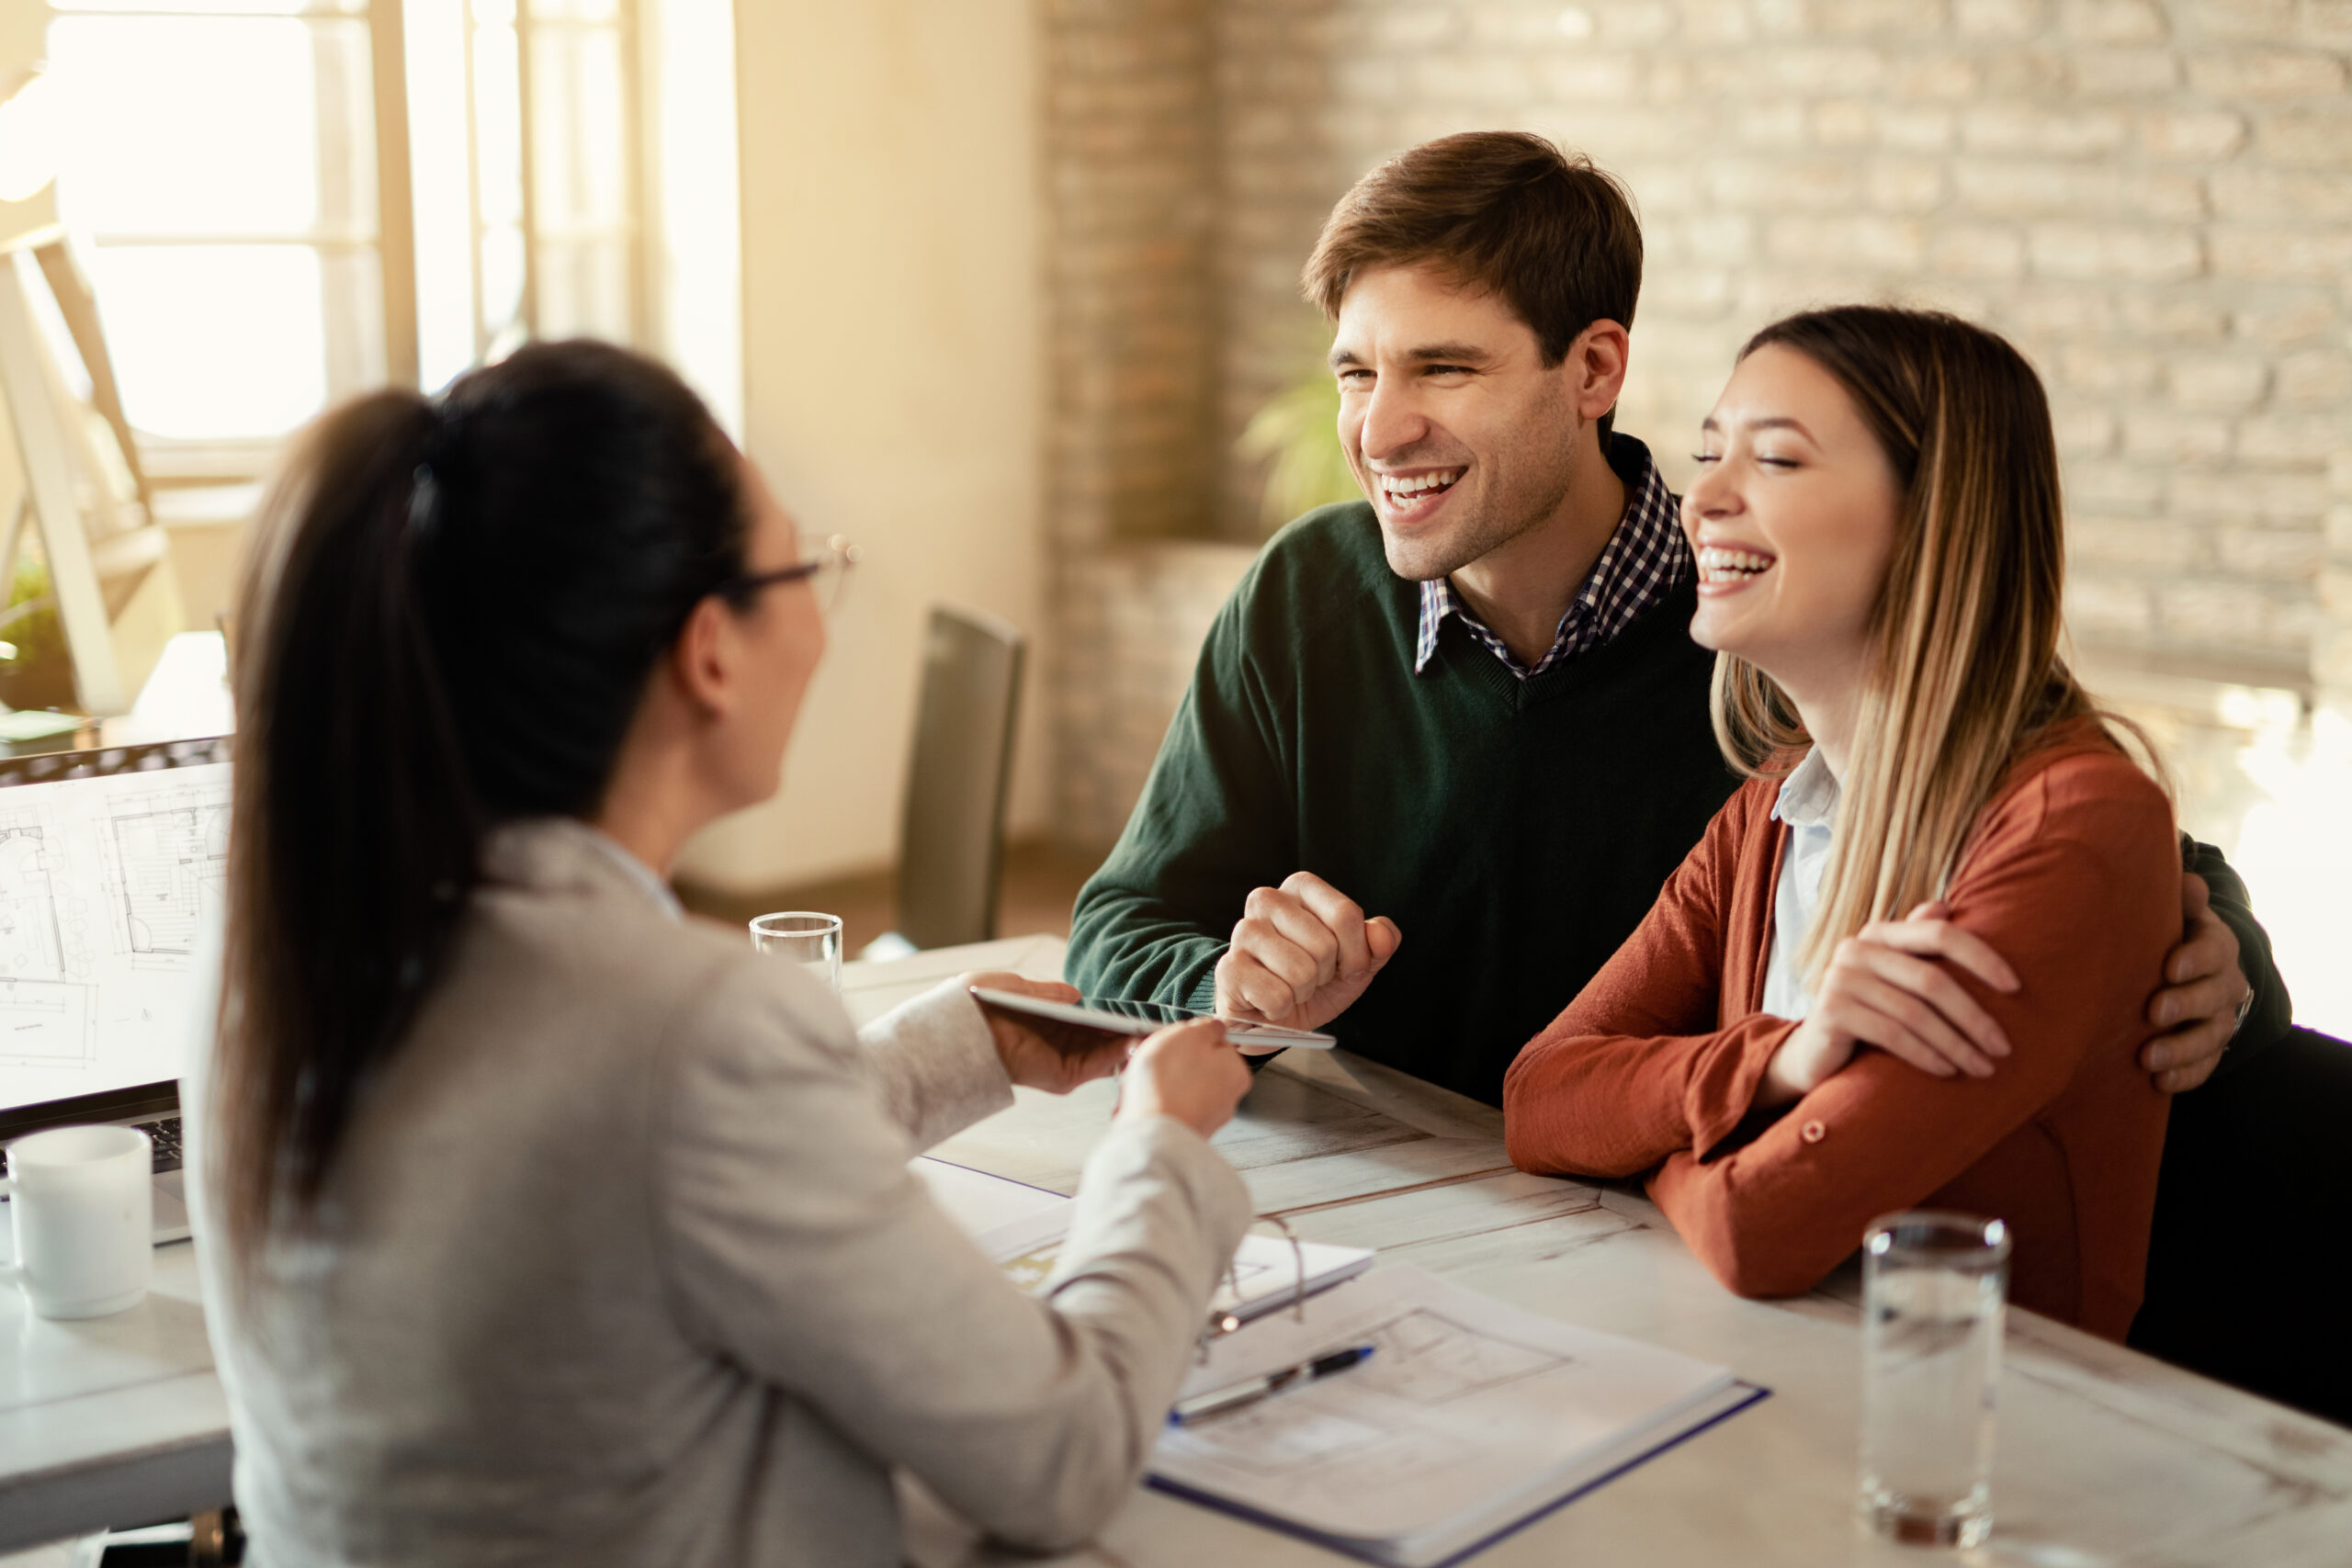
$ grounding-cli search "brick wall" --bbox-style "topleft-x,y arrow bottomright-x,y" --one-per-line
1210,0 -> 2352,679
1043,0 -> 2352,846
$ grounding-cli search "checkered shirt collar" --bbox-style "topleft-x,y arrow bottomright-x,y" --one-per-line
1412,434 -> 1691,678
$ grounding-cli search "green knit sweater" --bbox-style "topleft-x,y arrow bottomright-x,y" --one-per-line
1065,501 -> 1738,1106
1064,502 -> 2292,1108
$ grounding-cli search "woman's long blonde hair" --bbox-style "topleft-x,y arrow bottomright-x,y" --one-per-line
1709,306 -> 2141,986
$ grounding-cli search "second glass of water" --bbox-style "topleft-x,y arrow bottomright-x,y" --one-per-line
1859,1210 -> 2008,1550
749,911 -> 844,994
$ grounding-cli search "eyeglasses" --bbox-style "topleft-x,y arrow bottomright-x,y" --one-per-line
726,533 -> 862,615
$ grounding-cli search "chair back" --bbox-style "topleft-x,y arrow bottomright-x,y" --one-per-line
895,604 -> 1025,950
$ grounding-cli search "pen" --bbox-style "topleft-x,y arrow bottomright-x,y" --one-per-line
1167,1344 -> 1375,1427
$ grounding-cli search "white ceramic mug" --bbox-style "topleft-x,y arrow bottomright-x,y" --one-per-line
0,1124 -> 153,1320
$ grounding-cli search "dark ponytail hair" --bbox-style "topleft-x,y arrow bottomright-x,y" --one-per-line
216,340 -> 748,1265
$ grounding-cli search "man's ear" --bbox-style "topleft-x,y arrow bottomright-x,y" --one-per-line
669,594 -> 737,718
1571,320 -> 1632,422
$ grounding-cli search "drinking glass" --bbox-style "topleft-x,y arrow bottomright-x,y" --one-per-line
750,911 -> 843,994
1859,1210 -> 2009,1549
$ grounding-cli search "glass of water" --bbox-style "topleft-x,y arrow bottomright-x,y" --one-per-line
749,911 -> 844,994
1859,1210 -> 2009,1549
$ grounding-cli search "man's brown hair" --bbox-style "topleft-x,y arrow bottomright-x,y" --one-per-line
1302,130 -> 1642,366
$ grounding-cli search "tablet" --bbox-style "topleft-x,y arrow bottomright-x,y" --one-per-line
967,987 -> 1338,1053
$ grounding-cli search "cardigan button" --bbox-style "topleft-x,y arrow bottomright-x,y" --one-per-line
1800,1119 -> 1827,1144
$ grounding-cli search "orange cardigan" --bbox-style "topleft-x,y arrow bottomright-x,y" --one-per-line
1501,728 -> 2177,1340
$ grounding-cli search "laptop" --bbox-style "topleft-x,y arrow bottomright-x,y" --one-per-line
0,735 -> 232,1245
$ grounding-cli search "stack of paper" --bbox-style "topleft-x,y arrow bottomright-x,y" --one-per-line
1149,1265 -> 1765,1567
913,1156 -> 1375,1321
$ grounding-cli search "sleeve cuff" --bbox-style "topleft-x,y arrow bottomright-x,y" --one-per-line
1686,1017 -> 1801,1161
1184,962 -> 1222,1015
854,981 -> 1016,1150
1047,1112 -> 1254,1298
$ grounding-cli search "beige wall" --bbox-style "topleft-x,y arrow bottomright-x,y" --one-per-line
681,0 -> 1049,894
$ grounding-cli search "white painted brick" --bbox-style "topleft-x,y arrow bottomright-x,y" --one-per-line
2119,295 -> 2232,342
2239,412 -> 2352,463
1815,99 -> 1877,146
2233,296 -> 2339,349
1705,157 -> 1865,210
1765,215 -> 1929,267
1869,158 -> 1947,210
2060,0 -> 2169,42
1149,0 -> 2352,695
1963,104 -> 2132,155
1889,56 -> 1984,99
1532,53 -> 1645,102
2307,0 -> 2352,47
2173,468 -> 2332,518
2181,0 -> 2298,39
2052,403 -> 2121,455
2210,229 -> 2352,279
2073,517 -> 2206,568
1737,103 -> 1812,149
1363,5 -> 1466,51
2278,351 -> 2352,404
2064,343 -> 2165,395
1881,105 -> 1958,151
2218,527 -> 2324,578
2209,167 -> 2352,221
2070,49 -> 2183,96
2066,578 -> 2157,636
2154,580 -> 2292,649
2069,459 -> 2168,509
1597,2 -> 1678,43
2187,50 -> 2348,98
2029,222 -> 2203,280
2257,109 -> 2352,166
1954,160 -> 2202,220
2168,354 -> 2272,409
1930,222 -> 2029,276
2125,411 -> 2235,461
2140,108 -> 2248,159
1956,0 -> 2047,36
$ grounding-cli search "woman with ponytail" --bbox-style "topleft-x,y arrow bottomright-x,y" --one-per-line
1501,308 -> 2178,1339
187,341 -> 1255,1566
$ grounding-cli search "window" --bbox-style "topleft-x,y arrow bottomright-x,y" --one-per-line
45,0 -> 641,483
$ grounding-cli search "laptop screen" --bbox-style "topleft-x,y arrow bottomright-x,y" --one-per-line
0,737 -> 230,1137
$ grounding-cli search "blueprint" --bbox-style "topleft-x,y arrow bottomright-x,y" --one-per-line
0,761 -> 229,1106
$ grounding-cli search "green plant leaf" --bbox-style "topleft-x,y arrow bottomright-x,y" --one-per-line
1238,374 -> 1363,534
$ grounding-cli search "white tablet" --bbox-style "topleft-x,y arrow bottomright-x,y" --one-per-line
967,987 -> 1338,1052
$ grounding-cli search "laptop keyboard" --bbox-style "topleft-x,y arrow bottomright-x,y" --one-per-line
0,1116 -> 183,1178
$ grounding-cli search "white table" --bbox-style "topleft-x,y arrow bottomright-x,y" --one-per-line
6,936 -> 2348,1562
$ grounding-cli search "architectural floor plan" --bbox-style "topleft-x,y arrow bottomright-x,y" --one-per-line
0,760 -> 229,1100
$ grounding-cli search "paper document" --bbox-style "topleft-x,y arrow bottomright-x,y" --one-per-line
1149,1265 -> 1763,1567
912,1156 -> 1375,1319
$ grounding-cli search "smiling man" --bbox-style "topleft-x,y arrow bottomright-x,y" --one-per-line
1064,130 -> 2285,1114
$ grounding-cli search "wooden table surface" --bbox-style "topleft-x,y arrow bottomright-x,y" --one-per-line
5,935 -> 2346,1563
852,939 -> 2352,1568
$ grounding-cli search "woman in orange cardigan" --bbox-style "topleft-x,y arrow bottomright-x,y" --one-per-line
1501,307 -> 2177,1341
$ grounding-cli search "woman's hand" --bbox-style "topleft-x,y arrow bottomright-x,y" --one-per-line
1758,901 -> 2022,1107
1115,1018 -> 1255,1140
962,972 -> 1134,1094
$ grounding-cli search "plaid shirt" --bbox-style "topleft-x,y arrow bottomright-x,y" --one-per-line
1412,435 -> 1690,678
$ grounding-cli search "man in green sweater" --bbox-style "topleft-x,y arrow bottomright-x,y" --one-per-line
1065,130 -> 2283,1114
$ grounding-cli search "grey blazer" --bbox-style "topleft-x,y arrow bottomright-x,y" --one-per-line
186,818 -> 1252,1567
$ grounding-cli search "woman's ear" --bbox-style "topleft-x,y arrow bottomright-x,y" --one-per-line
668,594 -> 739,719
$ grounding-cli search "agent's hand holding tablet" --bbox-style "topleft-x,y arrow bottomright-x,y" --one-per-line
968,986 -> 1338,1063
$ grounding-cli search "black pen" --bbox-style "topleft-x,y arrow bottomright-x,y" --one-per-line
1168,1344 -> 1376,1427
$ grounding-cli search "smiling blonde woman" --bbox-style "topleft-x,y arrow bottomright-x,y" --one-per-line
1500,306 -> 2178,1340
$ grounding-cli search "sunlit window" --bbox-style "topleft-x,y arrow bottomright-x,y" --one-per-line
44,0 -> 639,473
